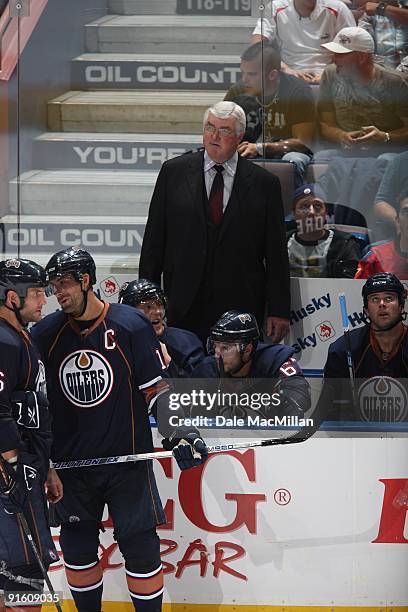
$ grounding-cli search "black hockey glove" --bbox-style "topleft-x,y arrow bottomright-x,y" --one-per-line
11,390 -> 49,429
11,390 -> 52,477
0,453 -> 38,514
162,431 -> 208,471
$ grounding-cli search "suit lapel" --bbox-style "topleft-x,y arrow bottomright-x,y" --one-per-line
218,156 -> 252,244
186,151 -> 205,222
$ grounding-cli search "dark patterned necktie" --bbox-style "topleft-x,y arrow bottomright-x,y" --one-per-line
208,164 -> 224,225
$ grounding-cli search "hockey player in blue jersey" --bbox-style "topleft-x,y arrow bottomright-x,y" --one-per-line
31,247 -> 207,612
0,259 -> 60,611
193,310 -> 310,419
118,279 -> 205,377
320,272 -> 408,422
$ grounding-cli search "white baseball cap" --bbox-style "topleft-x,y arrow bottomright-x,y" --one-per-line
321,27 -> 375,54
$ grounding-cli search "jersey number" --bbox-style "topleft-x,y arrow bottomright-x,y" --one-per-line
279,358 -> 298,377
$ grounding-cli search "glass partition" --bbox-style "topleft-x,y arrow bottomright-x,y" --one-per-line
1,0 -> 407,608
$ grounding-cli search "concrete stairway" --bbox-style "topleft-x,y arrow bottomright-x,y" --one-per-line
10,170 -> 157,216
47,90 -> 222,133
70,53 -> 240,91
85,15 -> 255,55
8,0 -> 255,264
108,0 -> 260,16
33,132 -> 203,170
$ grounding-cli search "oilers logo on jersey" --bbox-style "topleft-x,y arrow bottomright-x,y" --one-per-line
59,349 -> 114,407
358,376 -> 408,422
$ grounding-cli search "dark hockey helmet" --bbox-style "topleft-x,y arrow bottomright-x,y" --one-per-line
208,310 -> 260,353
46,248 -> 96,286
0,258 -> 49,302
118,279 -> 167,310
362,272 -> 406,307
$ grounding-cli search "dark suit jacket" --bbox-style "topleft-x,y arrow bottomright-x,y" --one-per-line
139,150 -> 290,326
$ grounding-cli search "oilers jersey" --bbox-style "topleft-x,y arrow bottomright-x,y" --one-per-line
0,319 -> 49,461
31,303 -> 168,462
161,326 -> 205,377
321,324 -> 408,421
0,318 -> 57,568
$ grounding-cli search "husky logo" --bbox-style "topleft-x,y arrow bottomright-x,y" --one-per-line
238,314 -> 251,324
315,320 -> 335,342
59,350 -> 114,408
358,376 -> 408,422
23,465 -> 37,491
100,276 -> 119,297
5,259 -> 20,268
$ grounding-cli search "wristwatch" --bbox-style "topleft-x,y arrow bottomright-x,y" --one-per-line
383,131 -> 391,143
376,1 -> 388,15
256,142 -> 264,156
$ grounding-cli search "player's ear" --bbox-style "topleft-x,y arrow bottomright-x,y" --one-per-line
6,290 -> 20,309
243,342 -> 253,359
82,272 -> 91,291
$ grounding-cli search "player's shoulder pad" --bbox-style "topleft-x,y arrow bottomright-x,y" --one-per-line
162,326 -> 203,351
30,309 -> 67,341
190,356 -> 218,378
107,303 -> 155,335
328,324 -> 369,356
253,342 -> 296,376
0,320 -> 22,351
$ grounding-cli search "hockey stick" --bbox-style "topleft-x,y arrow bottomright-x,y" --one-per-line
0,459 -> 63,612
52,424 -> 318,470
338,293 -> 358,409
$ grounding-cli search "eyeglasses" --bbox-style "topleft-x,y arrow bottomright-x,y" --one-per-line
367,294 -> 398,305
204,123 -> 234,137
399,208 -> 408,217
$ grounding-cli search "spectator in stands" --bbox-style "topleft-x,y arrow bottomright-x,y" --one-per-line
251,0 -> 355,83
316,27 -> 408,161
374,151 -> 408,233
224,42 -> 315,186
357,0 -> 408,70
356,190 -> 408,278
287,183 -> 362,277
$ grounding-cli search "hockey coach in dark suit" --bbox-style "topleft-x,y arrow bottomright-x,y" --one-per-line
139,101 -> 290,343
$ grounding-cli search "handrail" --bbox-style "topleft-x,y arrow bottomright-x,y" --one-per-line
0,0 -> 49,81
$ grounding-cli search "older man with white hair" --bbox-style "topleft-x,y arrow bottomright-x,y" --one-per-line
316,26 -> 408,161
140,101 -> 290,343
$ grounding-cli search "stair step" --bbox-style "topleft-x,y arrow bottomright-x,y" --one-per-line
33,132 -> 203,170
85,15 -> 255,54
71,53 -> 240,90
108,0 -> 180,15
47,90 -> 222,133
1,214 -> 146,263
108,0 -> 257,16
10,170 -> 157,216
